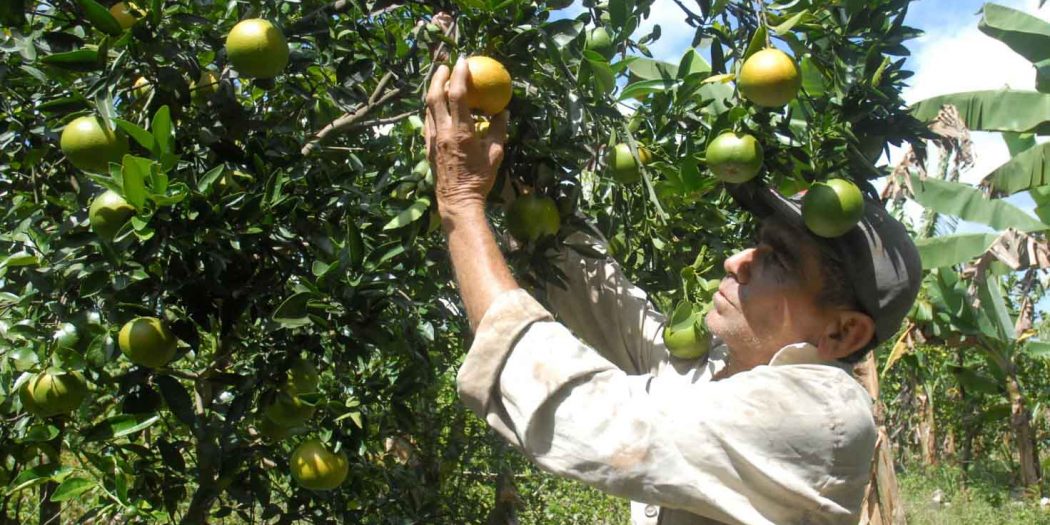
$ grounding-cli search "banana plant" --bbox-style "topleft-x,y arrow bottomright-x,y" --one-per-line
881,3 -> 1050,488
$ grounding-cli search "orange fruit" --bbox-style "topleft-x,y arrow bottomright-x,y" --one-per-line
608,143 -> 652,184
19,370 -> 88,418
506,194 -> 560,242
60,116 -> 129,173
585,27 -> 615,60
109,2 -> 141,30
802,178 -> 866,238
465,56 -> 512,115
89,190 -> 135,239
191,70 -> 222,102
738,48 -> 801,107
290,439 -> 349,490
131,77 -> 151,100
118,317 -> 178,368
225,19 -> 289,79
706,132 -> 763,183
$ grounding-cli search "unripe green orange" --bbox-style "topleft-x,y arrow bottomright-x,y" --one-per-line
608,143 -> 652,184
19,370 -> 88,418
118,317 -> 178,368
705,132 -> 763,183
89,190 -> 135,239
506,194 -> 560,242
802,178 -> 866,238
60,116 -> 129,173
290,438 -> 349,491
225,19 -> 289,79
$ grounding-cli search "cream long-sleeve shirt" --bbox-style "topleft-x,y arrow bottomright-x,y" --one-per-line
456,227 -> 877,525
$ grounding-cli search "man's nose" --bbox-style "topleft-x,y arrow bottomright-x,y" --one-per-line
724,248 -> 758,284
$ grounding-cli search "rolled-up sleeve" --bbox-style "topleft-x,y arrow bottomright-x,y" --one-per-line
458,289 -> 875,524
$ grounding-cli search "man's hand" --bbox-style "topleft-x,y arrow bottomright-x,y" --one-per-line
424,57 -> 509,219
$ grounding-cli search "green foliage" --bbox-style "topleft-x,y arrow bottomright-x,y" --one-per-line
0,0 -> 926,522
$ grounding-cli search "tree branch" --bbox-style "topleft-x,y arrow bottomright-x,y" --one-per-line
301,72 -> 402,156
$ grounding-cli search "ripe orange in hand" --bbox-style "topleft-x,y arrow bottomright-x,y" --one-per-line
465,56 -> 512,115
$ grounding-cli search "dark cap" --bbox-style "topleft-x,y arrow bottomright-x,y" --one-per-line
727,181 -> 922,347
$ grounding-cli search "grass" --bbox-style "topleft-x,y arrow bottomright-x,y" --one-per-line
898,463 -> 1050,525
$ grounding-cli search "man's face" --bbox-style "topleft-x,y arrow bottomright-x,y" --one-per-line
705,221 -> 838,369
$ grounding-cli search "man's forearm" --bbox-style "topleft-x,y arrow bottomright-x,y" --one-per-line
442,205 -> 520,331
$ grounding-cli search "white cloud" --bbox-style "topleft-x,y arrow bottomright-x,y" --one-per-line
903,0 -> 1049,105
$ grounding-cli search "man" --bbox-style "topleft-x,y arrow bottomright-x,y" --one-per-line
425,58 -> 921,524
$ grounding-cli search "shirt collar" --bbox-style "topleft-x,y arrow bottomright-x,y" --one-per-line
769,342 -> 854,373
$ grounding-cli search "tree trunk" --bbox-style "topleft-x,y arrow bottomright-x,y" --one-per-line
916,383 -> 937,466
39,418 -> 64,525
854,353 -> 907,525
1004,372 -> 1040,487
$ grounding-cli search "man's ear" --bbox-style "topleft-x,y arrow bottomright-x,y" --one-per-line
816,311 -> 876,361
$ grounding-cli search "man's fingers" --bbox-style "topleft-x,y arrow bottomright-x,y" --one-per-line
426,65 -> 452,126
424,109 -> 435,156
447,57 -> 474,128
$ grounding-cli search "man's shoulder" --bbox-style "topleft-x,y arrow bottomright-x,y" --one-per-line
713,363 -> 876,442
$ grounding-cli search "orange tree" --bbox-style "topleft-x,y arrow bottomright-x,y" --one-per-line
0,0 -> 925,523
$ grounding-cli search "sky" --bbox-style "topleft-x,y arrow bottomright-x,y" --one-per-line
552,0 -> 1049,311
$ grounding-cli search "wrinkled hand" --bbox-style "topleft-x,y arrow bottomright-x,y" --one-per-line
424,57 -> 509,217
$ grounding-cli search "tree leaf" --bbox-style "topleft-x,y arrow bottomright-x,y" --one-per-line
40,48 -> 102,72
383,197 -> 431,230
771,10 -> 808,35
983,141 -> 1050,196
1024,340 -> 1050,359
120,155 -> 151,209
272,292 -> 314,328
619,79 -> 674,101
978,3 -> 1050,64
743,25 -> 768,62
50,477 -> 95,502
156,375 -> 196,427
84,414 -> 161,441
976,275 -> 1015,342
197,165 -> 225,193
915,233 -> 999,269
152,105 -> 173,156
627,57 -> 677,80
77,0 -> 124,36
676,48 -> 711,80
910,90 -> 1050,134
113,119 -> 155,152
909,173 -> 1047,233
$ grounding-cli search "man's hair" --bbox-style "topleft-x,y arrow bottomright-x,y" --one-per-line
813,241 -> 873,364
